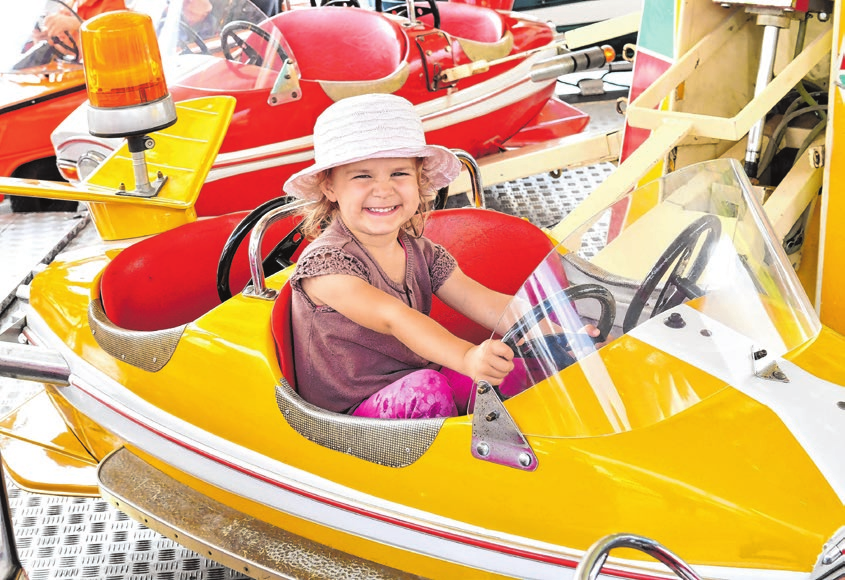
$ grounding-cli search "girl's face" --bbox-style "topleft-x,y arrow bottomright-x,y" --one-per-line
321,157 -> 421,245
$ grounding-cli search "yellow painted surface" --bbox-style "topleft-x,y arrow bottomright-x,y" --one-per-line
0,390 -> 99,496
819,1 -> 845,332
26,247 -> 845,574
0,96 -> 234,241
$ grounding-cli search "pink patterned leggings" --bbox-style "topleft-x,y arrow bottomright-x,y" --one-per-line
351,361 -> 529,420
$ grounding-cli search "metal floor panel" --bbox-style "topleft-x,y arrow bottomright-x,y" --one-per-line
0,99 -> 621,580
0,204 -> 89,314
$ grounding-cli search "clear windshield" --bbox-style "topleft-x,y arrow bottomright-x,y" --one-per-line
1,0 -> 279,90
490,158 -> 820,437
153,0 -> 292,93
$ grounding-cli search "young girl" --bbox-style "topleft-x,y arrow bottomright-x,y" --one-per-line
283,93 -> 518,419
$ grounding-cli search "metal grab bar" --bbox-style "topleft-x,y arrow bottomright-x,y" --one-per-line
451,149 -> 485,209
574,533 -> 702,580
246,199 -> 314,300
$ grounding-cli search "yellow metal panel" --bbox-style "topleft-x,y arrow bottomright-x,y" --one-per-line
0,96 -> 235,241
0,390 -> 99,496
818,1 -> 845,331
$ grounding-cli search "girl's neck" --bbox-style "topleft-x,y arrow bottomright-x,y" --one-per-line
362,234 -> 406,285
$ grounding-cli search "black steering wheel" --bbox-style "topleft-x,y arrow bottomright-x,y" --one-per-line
501,284 -> 616,372
381,0 -> 440,29
217,197 -> 306,301
321,0 -> 361,6
38,0 -> 83,63
220,20 -> 288,67
50,33 -> 80,62
178,20 -> 210,55
622,215 -> 722,333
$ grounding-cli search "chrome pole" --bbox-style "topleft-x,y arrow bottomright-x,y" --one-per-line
575,533 -> 702,580
744,16 -> 787,179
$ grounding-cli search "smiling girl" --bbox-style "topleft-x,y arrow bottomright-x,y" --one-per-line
283,93 -> 518,419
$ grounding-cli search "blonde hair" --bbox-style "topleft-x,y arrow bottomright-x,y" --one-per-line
297,158 -> 438,240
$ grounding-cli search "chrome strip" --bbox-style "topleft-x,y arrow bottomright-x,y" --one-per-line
88,299 -> 185,372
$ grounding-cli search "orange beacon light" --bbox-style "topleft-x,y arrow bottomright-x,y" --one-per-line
81,11 -> 177,138
80,11 -> 177,197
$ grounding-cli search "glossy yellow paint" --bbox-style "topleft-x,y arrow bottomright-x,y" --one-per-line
819,1 -> 845,332
0,95 -> 234,241
27,248 -> 845,574
0,390 -> 99,496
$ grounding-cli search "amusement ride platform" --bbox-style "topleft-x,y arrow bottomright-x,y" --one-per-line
0,94 -> 624,579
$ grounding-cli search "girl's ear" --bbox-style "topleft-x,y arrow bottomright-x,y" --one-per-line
320,178 -> 337,202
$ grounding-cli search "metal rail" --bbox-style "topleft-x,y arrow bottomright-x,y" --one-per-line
574,533 -> 702,580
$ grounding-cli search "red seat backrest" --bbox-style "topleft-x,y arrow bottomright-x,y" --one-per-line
424,208 -> 557,343
271,8 -> 407,81
100,212 -> 303,331
420,3 -> 505,43
271,208 -> 558,388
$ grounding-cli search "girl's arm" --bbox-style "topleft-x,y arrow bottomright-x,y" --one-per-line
434,266 -> 515,333
301,274 -> 514,384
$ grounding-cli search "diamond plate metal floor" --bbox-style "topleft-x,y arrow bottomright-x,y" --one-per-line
0,97 -> 623,579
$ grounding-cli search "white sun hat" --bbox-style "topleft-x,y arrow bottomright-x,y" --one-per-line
283,93 -> 462,200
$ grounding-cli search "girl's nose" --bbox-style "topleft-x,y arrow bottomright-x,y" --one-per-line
372,177 -> 392,195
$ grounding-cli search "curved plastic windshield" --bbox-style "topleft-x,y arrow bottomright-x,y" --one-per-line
488,158 -> 820,438
154,0 -> 294,94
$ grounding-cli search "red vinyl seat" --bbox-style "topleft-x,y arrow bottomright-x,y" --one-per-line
420,2 -> 505,43
271,8 -> 408,82
100,212 -> 302,331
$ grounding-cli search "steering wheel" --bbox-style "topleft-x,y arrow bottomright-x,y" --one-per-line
217,197 -> 306,301
383,0 -> 441,29
501,284 -> 616,372
622,215 -> 722,333
178,20 -> 210,55
50,33 -> 80,62
321,0 -> 361,6
220,20 -> 288,68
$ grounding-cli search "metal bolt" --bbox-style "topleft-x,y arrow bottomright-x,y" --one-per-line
664,312 -> 686,328
485,411 -> 499,422
477,384 -> 490,395
476,442 -> 490,457
700,329 -> 712,337
772,370 -> 787,381
752,349 -> 768,361
518,453 -> 532,467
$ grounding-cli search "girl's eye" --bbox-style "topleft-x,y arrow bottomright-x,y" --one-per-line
352,174 -> 370,180
392,171 -> 412,177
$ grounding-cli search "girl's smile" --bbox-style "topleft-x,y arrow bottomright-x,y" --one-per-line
322,157 -> 421,246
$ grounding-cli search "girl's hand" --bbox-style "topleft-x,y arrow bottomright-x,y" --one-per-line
463,340 -> 514,386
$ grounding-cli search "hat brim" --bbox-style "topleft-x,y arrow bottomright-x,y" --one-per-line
283,145 -> 462,200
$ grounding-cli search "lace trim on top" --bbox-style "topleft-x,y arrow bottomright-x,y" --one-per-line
291,248 -> 369,307
430,243 -> 457,293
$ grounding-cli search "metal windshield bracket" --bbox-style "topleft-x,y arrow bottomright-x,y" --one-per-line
470,381 -> 537,471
